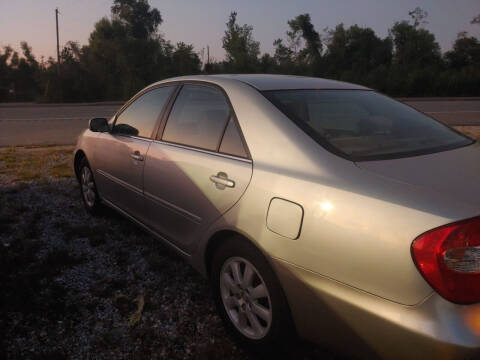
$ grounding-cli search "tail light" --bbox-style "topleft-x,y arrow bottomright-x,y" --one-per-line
411,216 -> 480,304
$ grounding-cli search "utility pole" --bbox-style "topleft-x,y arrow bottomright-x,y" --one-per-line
207,45 -> 210,66
55,8 -> 60,75
55,7 -> 62,101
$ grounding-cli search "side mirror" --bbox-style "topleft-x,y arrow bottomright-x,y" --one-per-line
89,118 -> 109,132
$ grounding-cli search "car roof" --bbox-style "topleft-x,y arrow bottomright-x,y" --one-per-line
157,74 -> 370,91
211,74 -> 370,91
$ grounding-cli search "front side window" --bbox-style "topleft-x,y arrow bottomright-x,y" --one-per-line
162,85 -> 231,151
113,86 -> 174,138
264,90 -> 473,161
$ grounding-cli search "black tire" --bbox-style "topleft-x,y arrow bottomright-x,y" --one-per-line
211,236 -> 295,351
78,157 -> 102,215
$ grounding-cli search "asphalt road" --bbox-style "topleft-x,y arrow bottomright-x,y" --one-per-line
0,99 -> 479,147
0,103 -> 121,147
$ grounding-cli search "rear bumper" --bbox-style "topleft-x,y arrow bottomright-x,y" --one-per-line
272,258 -> 480,360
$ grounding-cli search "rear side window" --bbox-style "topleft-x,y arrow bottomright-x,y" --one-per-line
264,90 -> 473,161
219,118 -> 248,158
113,86 -> 174,138
162,85 -> 230,151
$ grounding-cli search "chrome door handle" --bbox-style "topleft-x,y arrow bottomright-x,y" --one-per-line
130,151 -> 144,161
210,172 -> 235,189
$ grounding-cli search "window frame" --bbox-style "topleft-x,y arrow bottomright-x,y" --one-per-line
111,83 -> 180,140
261,89 -> 475,162
155,81 -> 251,160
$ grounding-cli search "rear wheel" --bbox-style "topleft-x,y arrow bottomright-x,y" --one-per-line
220,256 -> 272,339
78,157 -> 102,214
211,237 -> 294,350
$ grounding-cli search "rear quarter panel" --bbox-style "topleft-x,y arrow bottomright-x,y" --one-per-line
193,82 -> 479,306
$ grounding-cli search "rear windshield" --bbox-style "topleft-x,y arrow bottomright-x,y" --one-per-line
263,90 -> 473,161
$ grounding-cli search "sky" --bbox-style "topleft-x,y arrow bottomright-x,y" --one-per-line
1,0 -> 479,63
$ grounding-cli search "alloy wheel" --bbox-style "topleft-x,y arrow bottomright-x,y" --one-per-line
220,256 -> 273,339
81,166 -> 96,208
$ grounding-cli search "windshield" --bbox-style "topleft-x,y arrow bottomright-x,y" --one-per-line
263,90 -> 473,161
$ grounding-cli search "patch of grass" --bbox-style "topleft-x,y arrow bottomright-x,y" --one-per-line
0,146 -> 74,185
454,126 -> 480,140
49,163 -> 72,178
15,169 -> 38,181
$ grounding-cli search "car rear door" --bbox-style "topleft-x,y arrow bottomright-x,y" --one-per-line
94,85 -> 176,221
143,83 -> 252,253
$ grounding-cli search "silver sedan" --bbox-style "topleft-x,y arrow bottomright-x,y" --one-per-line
74,74 -> 480,359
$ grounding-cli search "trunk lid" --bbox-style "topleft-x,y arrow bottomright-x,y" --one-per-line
356,142 -> 480,208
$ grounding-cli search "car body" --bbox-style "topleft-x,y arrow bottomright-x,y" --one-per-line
74,74 -> 480,359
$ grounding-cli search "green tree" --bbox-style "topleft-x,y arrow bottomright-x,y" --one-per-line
439,32 -> 480,96
390,21 -> 441,68
287,14 -> 322,67
85,17 -> 130,100
445,32 -> 480,68
56,42 -> 91,101
385,8 -> 444,96
408,7 -> 429,28
0,42 -> 42,101
322,24 -> 347,76
171,42 -> 201,76
222,12 -> 260,72
273,13 -> 321,75
273,38 -> 295,73
259,53 -> 278,73
78,0 -> 170,100
111,0 -> 162,39
3,0 -> 480,102
0,46 -> 15,101
323,24 -> 392,90
15,42 -> 41,101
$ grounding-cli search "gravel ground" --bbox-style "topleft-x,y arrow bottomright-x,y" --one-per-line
0,178 -> 342,360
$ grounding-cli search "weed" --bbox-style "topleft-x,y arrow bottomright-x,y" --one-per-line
128,295 -> 144,326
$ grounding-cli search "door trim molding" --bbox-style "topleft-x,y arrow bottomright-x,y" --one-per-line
96,169 -> 143,195
97,168 -> 202,224
144,191 -> 202,224
102,198 -> 191,257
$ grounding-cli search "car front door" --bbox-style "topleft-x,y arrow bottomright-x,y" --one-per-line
143,83 -> 253,253
94,85 -> 176,220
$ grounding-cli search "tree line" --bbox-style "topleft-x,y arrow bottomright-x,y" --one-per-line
0,1 -> 479,102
